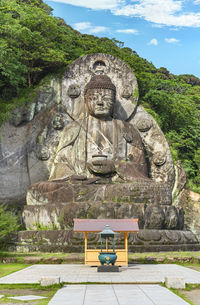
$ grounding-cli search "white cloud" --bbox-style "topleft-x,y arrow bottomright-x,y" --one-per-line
165,37 -> 179,43
74,22 -> 108,33
50,0 -> 124,10
116,28 -> 138,34
52,0 -> 200,27
152,24 -> 164,28
89,26 -> 109,33
74,22 -> 91,31
148,38 -> 158,45
113,0 -> 200,27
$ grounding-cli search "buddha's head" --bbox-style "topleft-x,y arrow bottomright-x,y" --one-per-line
84,75 -> 116,119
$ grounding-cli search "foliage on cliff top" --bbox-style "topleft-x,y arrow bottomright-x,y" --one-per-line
0,0 -> 200,191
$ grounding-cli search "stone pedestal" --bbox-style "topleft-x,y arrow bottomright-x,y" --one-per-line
165,277 -> 185,289
10,229 -> 200,253
98,266 -> 119,272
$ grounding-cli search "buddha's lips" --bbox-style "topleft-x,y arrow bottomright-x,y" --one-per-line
95,107 -> 109,111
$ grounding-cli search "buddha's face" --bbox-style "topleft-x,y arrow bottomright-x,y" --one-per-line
85,88 -> 115,118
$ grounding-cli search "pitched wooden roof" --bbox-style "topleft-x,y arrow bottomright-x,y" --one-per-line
73,219 -> 139,232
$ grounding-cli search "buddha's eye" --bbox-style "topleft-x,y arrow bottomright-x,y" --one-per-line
102,95 -> 112,103
88,95 -> 98,102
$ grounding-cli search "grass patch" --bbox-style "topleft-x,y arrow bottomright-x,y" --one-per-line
128,251 -> 200,265
0,252 -> 84,264
0,252 -> 84,259
0,283 -> 63,290
185,283 -> 200,291
1,251 -> 200,266
0,264 -> 30,278
128,251 -> 200,259
0,283 -> 61,305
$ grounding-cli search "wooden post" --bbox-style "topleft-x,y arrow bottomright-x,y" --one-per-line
124,232 -> 128,265
85,232 -> 87,265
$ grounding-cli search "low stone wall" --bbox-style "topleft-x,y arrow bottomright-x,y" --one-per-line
9,229 -> 200,253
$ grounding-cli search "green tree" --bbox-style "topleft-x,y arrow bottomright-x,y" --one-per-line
0,0 -> 77,95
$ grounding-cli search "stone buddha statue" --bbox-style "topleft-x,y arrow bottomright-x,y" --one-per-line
25,53 -> 179,232
49,74 -> 148,183
22,54 -> 200,252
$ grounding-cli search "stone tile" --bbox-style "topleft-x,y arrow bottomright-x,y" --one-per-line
48,285 -> 86,305
85,285 -> 118,305
113,285 -> 154,305
48,285 -> 191,305
139,285 -> 190,305
1,264 -> 200,285
8,295 -> 47,301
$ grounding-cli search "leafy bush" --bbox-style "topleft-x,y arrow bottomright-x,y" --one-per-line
0,204 -> 19,247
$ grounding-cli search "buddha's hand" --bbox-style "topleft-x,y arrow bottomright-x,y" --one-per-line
87,159 -> 116,177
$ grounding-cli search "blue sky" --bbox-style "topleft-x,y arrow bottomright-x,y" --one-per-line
45,0 -> 200,78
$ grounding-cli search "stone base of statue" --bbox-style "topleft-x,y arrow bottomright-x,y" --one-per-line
98,266 -> 119,272
9,229 -> 200,253
23,200 -> 184,231
26,178 -> 172,206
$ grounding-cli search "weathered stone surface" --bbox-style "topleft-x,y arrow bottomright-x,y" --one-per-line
23,201 -> 184,231
40,276 -> 60,286
144,205 -> 165,229
176,189 -> 200,236
23,200 -> 183,231
62,254 -> 84,263
10,229 -> 200,253
176,161 -> 187,193
26,180 -> 172,207
0,257 -> 18,263
144,205 -> 184,230
0,78 -> 68,206
43,257 -> 62,264
165,276 -> 185,289
131,107 -> 175,189
24,257 -> 43,264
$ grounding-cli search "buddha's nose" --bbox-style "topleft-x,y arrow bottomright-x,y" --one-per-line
97,97 -> 103,105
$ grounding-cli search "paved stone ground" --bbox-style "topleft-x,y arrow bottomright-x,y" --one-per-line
48,284 -> 190,305
0,264 -> 200,284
